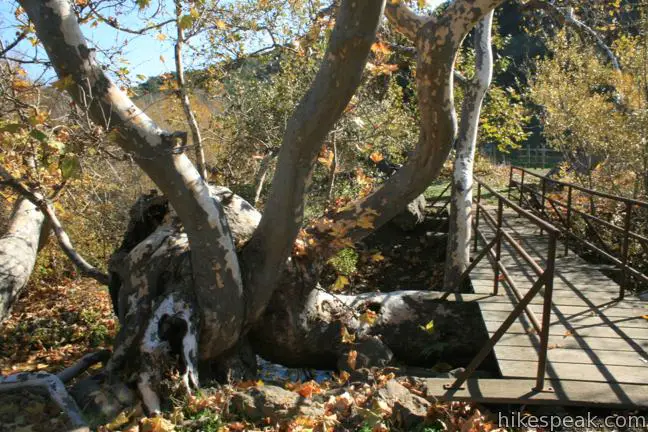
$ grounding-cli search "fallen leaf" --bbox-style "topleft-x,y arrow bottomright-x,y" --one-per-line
340,326 -> 355,344
347,350 -> 357,370
297,381 -> 322,398
332,275 -> 350,292
369,252 -> 385,262
140,416 -> 175,432
419,320 -> 435,334
360,310 -> 378,326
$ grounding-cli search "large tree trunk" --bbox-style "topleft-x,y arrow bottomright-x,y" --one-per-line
21,0 -> 505,416
444,13 -> 494,291
109,192 -> 493,381
0,197 -> 46,322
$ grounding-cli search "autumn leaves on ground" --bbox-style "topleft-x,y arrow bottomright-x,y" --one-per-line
0,217 -> 500,432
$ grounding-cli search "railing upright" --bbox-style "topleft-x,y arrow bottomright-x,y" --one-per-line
565,185 -> 572,256
534,232 -> 557,392
519,170 -> 525,208
493,200 -> 504,296
619,202 -> 633,300
474,183 -> 482,252
508,165 -> 514,200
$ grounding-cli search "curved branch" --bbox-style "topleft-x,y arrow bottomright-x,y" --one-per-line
0,166 -> 109,285
528,0 -> 621,71
87,2 -> 174,36
385,1 -> 426,41
319,0 -> 505,255
20,0 -> 244,358
242,0 -> 387,324
0,31 -> 28,58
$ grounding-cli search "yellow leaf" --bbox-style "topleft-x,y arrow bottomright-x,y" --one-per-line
419,320 -> 434,334
332,275 -> 350,292
159,55 -> 166,63
140,416 -> 175,432
105,410 -> 130,431
360,310 -> 377,326
418,0 -> 427,7
156,33 -> 167,41
357,213 -> 375,230
215,19 -> 227,30
53,75 -> 75,92
370,252 -> 384,263
369,151 -> 383,162
340,326 -> 355,344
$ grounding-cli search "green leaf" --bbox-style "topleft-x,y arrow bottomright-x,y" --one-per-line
30,129 -> 48,142
179,14 -> 194,30
60,154 -> 81,179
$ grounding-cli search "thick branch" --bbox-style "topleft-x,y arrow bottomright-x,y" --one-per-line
322,0 -> 504,255
384,1 -> 426,41
444,11 -> 494,291
20,0 -> 244,358
0,167 -> 108,284
242,0 -> 386,324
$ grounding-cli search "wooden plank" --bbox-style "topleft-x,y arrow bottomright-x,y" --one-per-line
496,332 -> 648,351
498,359 -> 648,384
484,320 -> 648,339
470,290 -> 643,308
493,346 -> 648,367
481,310 -> 648,329
478,302 -> 648,319
424,378 -> 648,408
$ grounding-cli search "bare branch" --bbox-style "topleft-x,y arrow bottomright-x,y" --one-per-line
87,2 -> 175,35
527,0 -> 621,71
0,166 -> 109,285
174,0 -> 207,179
0,31 -> 28,58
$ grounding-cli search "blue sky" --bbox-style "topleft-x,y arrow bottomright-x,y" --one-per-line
0,0 -> 178,83
0,0 -> 445,84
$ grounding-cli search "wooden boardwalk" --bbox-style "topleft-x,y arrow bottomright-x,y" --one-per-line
430,208 -> 648,407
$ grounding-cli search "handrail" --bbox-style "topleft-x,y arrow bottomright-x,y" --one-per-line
510,166 -> 648,209
509,165 -> 648,299
445,176 -> 558,393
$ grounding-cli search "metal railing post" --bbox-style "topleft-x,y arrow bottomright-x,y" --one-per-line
540,177 -> 547,235
493,199 -> 504,295
519,170 -> 525,208
535,232 -> 557,392
565,185 -> 572,256
619,202 -> 633,300
473,182 -> 482,252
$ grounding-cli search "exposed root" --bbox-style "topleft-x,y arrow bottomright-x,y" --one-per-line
57,349 -> 111,383
0,371 -> 88,430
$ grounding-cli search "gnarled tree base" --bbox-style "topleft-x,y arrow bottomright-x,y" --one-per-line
99,189 -> 495,414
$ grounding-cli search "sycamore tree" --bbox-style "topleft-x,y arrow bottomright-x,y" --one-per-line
3,0 -> 507,416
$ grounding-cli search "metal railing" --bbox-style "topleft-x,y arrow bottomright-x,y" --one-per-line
508,166 -> 648,299
444,177 -> 560,393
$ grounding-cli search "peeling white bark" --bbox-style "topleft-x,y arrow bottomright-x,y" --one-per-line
0,197 -> 45,321
444,12 -> 494,291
